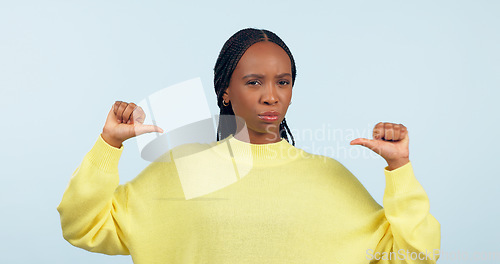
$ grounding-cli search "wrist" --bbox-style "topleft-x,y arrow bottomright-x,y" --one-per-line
100,132 -> 123,149
386,157 -> 410,171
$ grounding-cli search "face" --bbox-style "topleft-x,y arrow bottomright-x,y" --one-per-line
222,41 -> 293,142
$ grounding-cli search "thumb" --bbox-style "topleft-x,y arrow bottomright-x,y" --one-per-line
350,138 -> 379,151
132,124 -> 164,136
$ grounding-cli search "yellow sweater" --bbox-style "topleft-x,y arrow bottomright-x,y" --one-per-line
57,134 -> 440,264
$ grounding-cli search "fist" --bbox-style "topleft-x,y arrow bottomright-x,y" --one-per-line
350,122 -> 409,169
101,101 -> 164,148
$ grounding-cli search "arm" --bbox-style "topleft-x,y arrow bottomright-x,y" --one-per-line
351,123 -> 440,263
56,134 -> 130,255
57,101 -> 163,254
371,161 -> 440,263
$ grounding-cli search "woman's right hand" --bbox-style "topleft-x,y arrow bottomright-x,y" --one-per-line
101,101 -> 164,148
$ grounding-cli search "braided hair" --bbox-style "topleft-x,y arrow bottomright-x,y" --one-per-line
214,28 -> 296,146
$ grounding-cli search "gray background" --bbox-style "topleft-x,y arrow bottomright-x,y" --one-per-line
1,0 -> 498,263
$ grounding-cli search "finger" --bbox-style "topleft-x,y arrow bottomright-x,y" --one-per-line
400,124 -> 407,140
373,122 -> 384,139
113,101 -> 122,117
134,124 -> 164,136
122,102 -> 138,124
107,103 -> 120,124
384,123 -> 394,141
350,138 -> 363,145
132,106 -> 146,124
393,124 -> 401,141
115,101 -> 128,123
350,138 -> 381,154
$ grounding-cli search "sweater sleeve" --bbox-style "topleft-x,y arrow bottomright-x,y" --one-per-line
56,134 -> 130,255
371,161 -> 441,263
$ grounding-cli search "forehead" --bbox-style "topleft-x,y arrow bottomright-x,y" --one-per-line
234,41 -> 291,73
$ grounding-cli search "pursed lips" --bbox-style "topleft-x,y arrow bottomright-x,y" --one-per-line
258,111 -> 280,121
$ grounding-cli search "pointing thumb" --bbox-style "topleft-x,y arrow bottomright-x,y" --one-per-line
350,138 -> 378,152
134,124 -> 164,136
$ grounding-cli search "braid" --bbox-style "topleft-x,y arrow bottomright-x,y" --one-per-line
279,118 -> 295,146
214,28 -> 296,146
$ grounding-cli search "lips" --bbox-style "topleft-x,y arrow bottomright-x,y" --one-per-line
258,111 -> 280,122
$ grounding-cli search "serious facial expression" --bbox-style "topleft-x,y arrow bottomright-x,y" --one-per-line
223,41 -> 293,141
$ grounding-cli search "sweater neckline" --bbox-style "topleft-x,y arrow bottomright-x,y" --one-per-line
212,134 -> 299,166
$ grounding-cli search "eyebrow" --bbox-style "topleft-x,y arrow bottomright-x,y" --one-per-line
242,73 -> 292,79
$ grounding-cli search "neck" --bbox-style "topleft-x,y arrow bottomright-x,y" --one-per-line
213,134 -> 297,167
234,121 -> 281,145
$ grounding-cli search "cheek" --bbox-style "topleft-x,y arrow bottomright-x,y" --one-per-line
232,99 -> 252,115
280,91 -> 292,112
231,93 -> 258,116
280,89 -> 292,103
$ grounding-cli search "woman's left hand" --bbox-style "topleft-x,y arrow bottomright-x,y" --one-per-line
350,122 -> 410,170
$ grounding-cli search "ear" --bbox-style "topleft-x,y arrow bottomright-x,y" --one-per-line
222,89 -> 230,102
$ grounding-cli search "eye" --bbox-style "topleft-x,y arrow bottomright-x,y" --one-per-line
278,80 -> 290,86
246,80 -> 261,86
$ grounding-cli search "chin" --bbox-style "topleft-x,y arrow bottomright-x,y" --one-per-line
255,124 -> 280,134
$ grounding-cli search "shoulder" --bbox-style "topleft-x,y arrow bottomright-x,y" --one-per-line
129,141 -> 216,186
296,148 -> 379,204
293,147 -> 368,186
152,141 -> 216,163
293,147 -> 349,172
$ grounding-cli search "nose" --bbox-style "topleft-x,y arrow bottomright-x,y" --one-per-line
262,83 -> 278,105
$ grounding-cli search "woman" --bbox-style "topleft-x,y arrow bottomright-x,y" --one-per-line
57,28 -> 440,263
